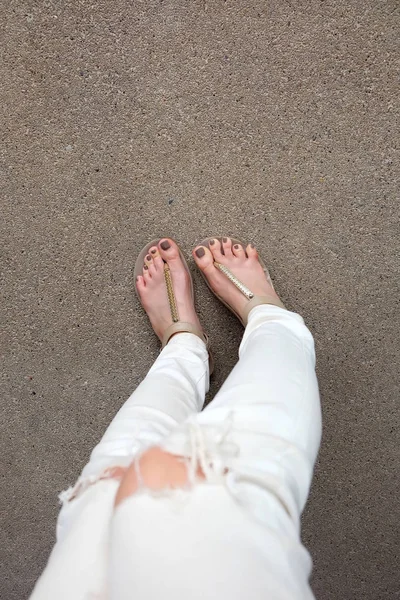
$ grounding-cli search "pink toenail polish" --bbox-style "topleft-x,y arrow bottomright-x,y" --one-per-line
195,247 -> 205,258
160,241 -> 171,250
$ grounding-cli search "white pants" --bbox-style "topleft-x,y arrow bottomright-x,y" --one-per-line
30,305 -> 322,600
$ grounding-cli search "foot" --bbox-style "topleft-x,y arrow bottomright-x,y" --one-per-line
193,237 -> 284,321
136,239 -> 203,342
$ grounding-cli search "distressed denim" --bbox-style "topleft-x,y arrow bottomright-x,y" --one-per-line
30,305 -> 322,600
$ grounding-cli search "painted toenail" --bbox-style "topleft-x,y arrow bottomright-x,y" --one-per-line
234,244 -> 239,249
160,241 -> 171,250
222,237 -> 228,242
195,247 -> 205,258
209,239 -> 215,245
143,265 -> 148,270
151,249 -> 157,254
146,255 -> 151,261
250,243 -> 255,248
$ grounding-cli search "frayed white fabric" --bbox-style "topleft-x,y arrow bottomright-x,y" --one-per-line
30,305 -> 321,600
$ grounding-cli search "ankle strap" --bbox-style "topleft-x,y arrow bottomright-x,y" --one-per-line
241,296 -> 287,324
162,322 -> 209,348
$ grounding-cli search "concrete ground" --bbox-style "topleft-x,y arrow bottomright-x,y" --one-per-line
1,1 -> 399,598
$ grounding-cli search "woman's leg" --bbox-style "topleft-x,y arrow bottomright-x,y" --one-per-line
71,239 -> 209,492
188,237 -> 321,517
30,239 -> 210,600
197,303 -> 321,517
73,330 -> 209,493
109,238 -> 321,600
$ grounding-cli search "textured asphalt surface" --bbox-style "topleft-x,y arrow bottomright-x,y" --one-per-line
1,1 -> 399,599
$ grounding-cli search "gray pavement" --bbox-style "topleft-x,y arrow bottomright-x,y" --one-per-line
1,1 -> 399,599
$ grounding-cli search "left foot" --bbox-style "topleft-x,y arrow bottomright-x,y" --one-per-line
192,237 -> 284,320
136,239 -> 203,342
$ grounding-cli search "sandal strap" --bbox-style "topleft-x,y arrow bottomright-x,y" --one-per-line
162,262 -> 210,354
214,262 -> 254,299
162,322 -> 209,349
213,261 -> 286,324
164,263 -> 179,322
241,295 -> 286,323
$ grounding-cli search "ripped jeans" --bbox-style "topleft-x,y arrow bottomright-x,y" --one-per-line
30,305 -> 322,600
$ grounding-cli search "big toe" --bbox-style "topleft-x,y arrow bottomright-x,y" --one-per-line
193,245 -> 215,273
158,238 -> 180,262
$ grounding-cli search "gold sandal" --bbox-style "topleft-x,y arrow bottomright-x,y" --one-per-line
134,239 -> 213,372
196,237 -> 286,326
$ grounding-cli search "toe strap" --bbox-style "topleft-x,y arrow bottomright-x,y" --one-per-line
162,322 -> 209,349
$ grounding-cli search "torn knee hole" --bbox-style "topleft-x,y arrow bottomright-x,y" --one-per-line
61,466 -> 128,503
114,447 -> 205,508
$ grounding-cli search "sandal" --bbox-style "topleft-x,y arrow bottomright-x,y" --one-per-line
196,237 -> 286,326
134,238 -> 213,372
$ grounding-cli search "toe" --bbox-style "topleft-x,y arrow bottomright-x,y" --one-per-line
193,245 -> 225,289
222,237 -> 233,257
149,246 -> 160,259
143,264 -> 151,281
148,261 -> 157,277
144,253 -> 153,267
158,238 -> 180,262
158,238 -> 187,278
208,238 -> 224,261
193,245 -> 215,273
153,253 -> 164,271
136,275 -> 146,293
246,242 -> 258,259
232,243 -> 246,260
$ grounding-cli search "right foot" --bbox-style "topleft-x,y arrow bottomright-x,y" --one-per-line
136,238 -> 203,343
192,237 -> 284,320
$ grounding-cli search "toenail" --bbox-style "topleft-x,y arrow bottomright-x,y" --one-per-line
146,255 -> 151,261
195,247 -> 205,258
250,243 -> 255,248
234,244 -> 239,249
151,249 -> 157,254
222,237 -> 228,242
209,239 -> 215,245
143,265 -> 148,270
160,240 -> 171,250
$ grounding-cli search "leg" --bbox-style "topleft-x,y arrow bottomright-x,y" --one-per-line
202,303 -> 321,515
188,237 -> 321,518
71,239 -> 209,492
30,332 -> 209,600
76,331 -> 209,489
30,239 -> 209,600
107,239 -> 321,599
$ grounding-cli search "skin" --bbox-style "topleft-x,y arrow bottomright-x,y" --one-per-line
113,238 -> 283,508
136,240 -> 202,342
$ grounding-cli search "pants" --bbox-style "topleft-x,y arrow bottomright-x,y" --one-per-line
30,305 -> 322,600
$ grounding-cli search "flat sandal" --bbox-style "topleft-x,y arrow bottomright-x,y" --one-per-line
196,236 -> 286,326
134,238 -> 214,373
